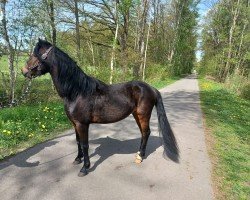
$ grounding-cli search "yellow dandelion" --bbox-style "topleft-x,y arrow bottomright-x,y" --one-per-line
41,124 -> 46,129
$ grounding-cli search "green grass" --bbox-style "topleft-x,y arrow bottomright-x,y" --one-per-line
147,76 -> 180,89
0,101 -> 71,159
0,55 -> 28,72
199,78 -> 250,200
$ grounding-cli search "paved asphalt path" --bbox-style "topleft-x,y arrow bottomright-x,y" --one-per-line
0,75 -> 214,200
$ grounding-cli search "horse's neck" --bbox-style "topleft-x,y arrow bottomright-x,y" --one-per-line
49,65 -> 66,98
49,64 -> 105,100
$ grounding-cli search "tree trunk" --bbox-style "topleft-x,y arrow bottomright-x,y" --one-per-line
119,6 -> 130,76
223,0 -> 240,80
133,0 -> 149,79
139,0 -> 149,78
87,39 -> 95,66
169,0 -> 184,64
142,22 -> 151,81
74,0 -> 81,61
235,0 -> 249,72
48,0 -> 57,45
110,1 -> 119,84
0,0 -> 16,106
235,21 -> 247,71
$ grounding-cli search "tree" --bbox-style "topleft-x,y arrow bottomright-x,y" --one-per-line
133,0 -> 149,79
201,0 -> 250,81
110,0 -> 119,84
0,0 -> 16,105
171,0 -> 198,76
44,0 -> 57,45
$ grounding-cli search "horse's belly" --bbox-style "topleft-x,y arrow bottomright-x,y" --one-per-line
92,103 -> 134,124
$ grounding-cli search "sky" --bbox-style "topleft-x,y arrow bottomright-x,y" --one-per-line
196,1 -> 212,61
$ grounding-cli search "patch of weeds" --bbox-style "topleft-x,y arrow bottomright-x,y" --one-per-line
0,101 -> 71,159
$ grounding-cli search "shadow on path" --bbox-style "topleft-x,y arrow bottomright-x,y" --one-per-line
89,136 -> 162,172
0,131 -> 76,171
0,135 -> 163,173
0,141 -> 59,170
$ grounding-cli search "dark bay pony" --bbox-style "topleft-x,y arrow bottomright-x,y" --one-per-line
22,39 -> 179,177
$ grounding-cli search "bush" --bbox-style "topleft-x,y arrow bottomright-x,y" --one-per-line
240,82 -> 250,100
225,73 -> 250,100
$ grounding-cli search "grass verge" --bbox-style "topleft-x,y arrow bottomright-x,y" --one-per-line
199,78 -> 250,199
0,101 -> 71,159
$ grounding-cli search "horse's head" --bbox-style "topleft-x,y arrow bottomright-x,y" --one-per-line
22,39 -> 53,79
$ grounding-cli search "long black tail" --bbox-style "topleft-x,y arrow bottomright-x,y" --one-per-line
155,90 -> 179,163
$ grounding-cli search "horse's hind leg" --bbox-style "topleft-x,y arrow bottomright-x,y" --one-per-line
133,112 -> 151,164
73,129 -> 84,165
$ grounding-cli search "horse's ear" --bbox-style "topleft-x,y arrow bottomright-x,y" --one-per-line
38,38 -> 44,46
38,38 -> 46,43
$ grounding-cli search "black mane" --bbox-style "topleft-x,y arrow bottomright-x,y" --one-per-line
34,40 -> 107,101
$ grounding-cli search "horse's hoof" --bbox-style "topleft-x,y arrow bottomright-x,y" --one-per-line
135,152 -> 143,164
78,167 -> 88,177
78,171 -> 87,177
73,158 -> 82,165
135,158 -> 142,164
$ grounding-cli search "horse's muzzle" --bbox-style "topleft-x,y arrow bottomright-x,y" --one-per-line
21,67 -> 32,79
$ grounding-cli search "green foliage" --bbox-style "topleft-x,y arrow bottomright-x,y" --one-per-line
225,72 -> 250,100
0,55 -> 28,72
240,82 -> 250,100
201,0 -> 250,82
171,0 -> 198,76
199,78 -> 250,199
0,73 -> 59,106
145,64 -> 180,88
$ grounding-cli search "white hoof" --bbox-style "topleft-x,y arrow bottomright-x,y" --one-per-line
135,152 -> 142,164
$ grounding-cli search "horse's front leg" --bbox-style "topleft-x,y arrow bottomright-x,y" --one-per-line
75,123 -> 90,177
73,129 -> 84,165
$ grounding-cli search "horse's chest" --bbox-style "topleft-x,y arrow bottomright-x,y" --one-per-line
68,102 -> 77,115
65,99 -> 91,119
